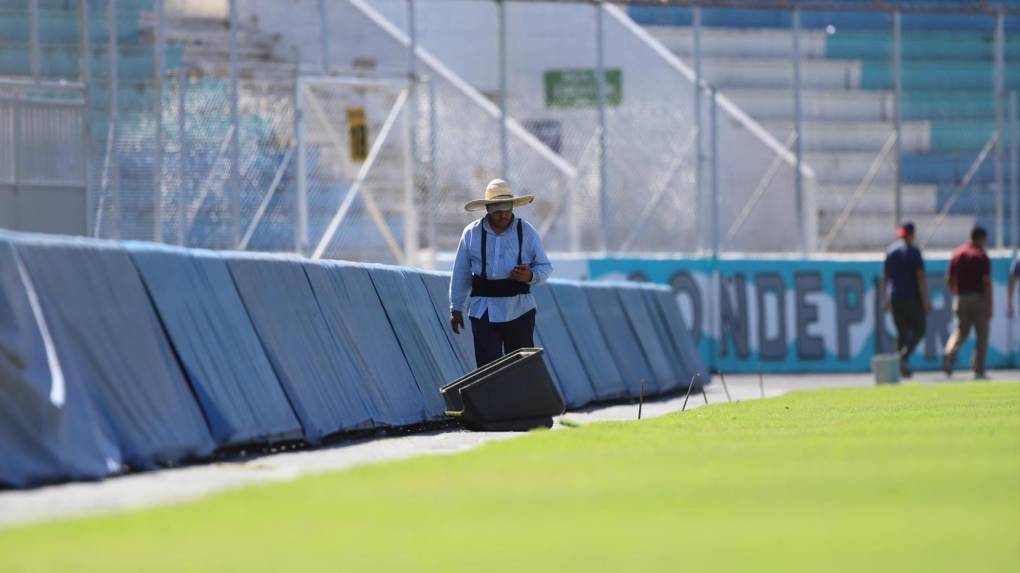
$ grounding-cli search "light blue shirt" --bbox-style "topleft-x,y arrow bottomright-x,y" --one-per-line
450,216 -> 552,323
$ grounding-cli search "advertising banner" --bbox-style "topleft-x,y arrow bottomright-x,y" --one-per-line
590,255 -> 1019,373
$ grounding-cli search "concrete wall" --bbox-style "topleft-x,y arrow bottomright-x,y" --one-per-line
0,187 -> 87,236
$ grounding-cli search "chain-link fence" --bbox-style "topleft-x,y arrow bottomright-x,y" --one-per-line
3,0 -> 1018,263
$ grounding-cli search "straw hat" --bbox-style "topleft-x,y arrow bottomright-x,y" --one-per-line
463,179 -> 535,212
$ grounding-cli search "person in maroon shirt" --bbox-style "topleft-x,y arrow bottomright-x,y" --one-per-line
942,226 -> 992,379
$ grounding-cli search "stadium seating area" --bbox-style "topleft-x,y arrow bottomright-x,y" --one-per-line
3,2 -> 1017,252
0,0 -> 305,248
0,229 -> 706,488
3,0 -> 167,238
632,6 -> 1020,249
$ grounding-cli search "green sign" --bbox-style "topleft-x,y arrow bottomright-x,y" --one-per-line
544,69 -> 623,108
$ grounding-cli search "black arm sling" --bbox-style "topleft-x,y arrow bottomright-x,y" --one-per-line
470,218 -> 531,298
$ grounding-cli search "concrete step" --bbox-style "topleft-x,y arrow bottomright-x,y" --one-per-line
819,213 -> 976,251
825,30 -> 1020,62
154,14 -> 287,68
727,88 -> 1000,125
180,43 -> 279,64
702,57 -> 862,90
805,151 -> 897,185
163,19 -> 276,46
759,120 -> 928,153
647,26 -> 828,59
725,89 -> 892,122
815,184 -> 937,215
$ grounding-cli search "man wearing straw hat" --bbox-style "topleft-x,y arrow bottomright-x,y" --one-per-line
450,178 -> 553,368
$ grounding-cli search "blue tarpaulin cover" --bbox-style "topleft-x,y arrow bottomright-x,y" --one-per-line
417,271 -> 475,372
303,260 -> 433,426
13,235 -> 214,468
128,245 -> 304,445
615,285 -> 682,393
547,280 -> 628,399
639,288 -> 695,387
584,284 -> 656,395
650,287 -> 708,387
531,329 -> 562,400
531,284 -> 597,407
225,254 -> 382,441
0,235 -> 120,487
366,264 -> 461,416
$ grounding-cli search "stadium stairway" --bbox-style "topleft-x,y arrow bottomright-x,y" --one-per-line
633,7 -> 1020,251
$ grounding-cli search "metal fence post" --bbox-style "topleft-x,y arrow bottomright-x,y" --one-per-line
427,76 -> 438,265
709,86 -> 721,372
318,0 -> 330,71
177,70 -> 187,246
154,0 -> 165,242
294,73 -> 308,254
693,6 -> 703,253
29,0 -> 39,79
793,8 -> 806,256
229,0 -> 241,248
12,97 -> 21,225
498,0 -> 509,178
595,1 -> 609,252
79,0 -> 94,237
406,0 -> 420,266
710,86 -> 720,261
1010,90 -> 1018,251
994,10 -> 1005,248
108,0 -> 120,238
893,10 -> 902,227
402,89 -> 418,266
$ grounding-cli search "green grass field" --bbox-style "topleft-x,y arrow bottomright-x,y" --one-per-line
2,383 -> 1018,572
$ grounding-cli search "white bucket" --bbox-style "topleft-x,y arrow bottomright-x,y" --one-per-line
871,354 -> 901,385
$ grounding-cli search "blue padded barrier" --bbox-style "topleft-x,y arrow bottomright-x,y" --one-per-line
303,260 -> 434,426
0,236 -> 120,487
365,264 -> 459,418
531,284 -> 598,408
224,254 -> 384,441
547,280 -> 628,400
417,271 -> 476,373
649,287 -> 709,388
12,234 -> 215,469
128,245 -> 304,446
584,284 -> 658,396
531,329 -> 564,403
615,285 -> 683,393
640,288 -> 695,388
0,231 -> 721,487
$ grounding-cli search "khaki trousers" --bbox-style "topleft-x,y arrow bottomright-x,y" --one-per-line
943,292 -> 990,375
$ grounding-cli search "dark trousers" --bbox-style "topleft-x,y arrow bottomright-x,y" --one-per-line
891,299 -> 926,360
470,309 -> 536,369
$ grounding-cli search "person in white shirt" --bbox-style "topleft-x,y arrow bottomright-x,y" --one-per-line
449,179 -> 553,368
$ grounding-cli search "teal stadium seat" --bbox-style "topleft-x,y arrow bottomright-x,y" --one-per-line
630,4 -> 1020,244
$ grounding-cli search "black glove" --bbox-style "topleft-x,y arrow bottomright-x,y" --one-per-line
450,310 -> 464,334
